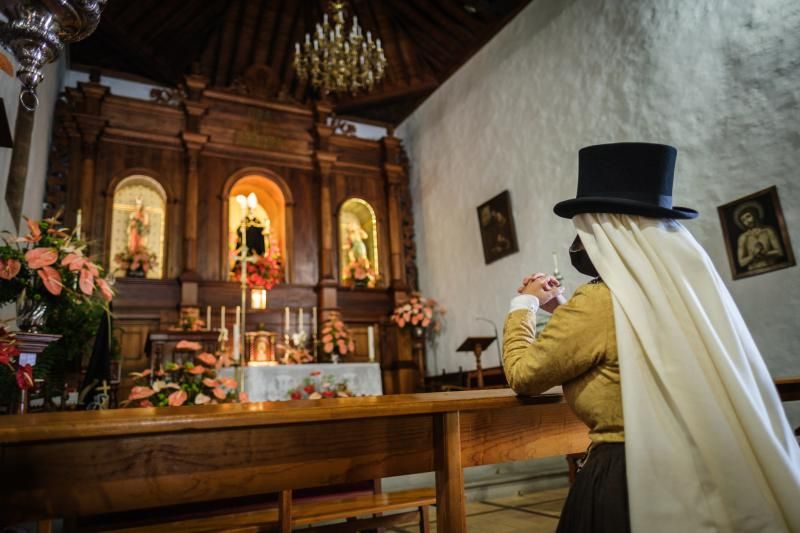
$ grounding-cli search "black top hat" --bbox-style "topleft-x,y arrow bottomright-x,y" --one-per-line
553,143 -> 698,220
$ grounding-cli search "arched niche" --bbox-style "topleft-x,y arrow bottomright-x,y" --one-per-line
108,175 -> 167,279
338,198 -> 380,287
223,171 -> 290,281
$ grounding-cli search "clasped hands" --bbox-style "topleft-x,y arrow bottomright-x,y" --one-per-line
518,273 -> 565,313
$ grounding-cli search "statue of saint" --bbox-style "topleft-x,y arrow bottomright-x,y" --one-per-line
127,197 -> 150,252
345,221 -> 369,264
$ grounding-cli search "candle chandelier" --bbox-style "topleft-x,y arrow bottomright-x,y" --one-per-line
293,1 -> 387,96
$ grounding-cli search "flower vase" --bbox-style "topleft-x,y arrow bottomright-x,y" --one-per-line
353,278 -> 369,289
412,326 -> 426,339
16,293 -> 48,333
126,268 -> 146,278
331,353 -> 340,364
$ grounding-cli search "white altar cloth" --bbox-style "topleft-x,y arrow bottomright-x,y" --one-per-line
219,363 -> 383,402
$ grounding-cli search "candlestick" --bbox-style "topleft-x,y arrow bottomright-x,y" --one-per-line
284,306 -> 290,334
312,306 -> 317,337
206,306 -> 211,331
367,326 -> 375,362
235,306 -> 241,328
75,209 -> 82,240
221,306 -> 226,330
298,308 -> 304,331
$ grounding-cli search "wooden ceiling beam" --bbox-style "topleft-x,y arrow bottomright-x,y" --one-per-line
361,0 -> 404,85
419,1 -> 475,42
280,1 -> 307,99
231,0 -> 262,78
384,0 -> 458,56
214,0 -> 245,86
392,19 -> 449,74
435,0 -> 483,33
265,0 -> 287,69
251,0 -> 277,67
271,0 -> 302,96
90,18 -> 178,84
334,78 -> 438,113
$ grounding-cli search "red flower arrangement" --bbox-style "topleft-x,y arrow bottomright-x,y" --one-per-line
287,370 -> 354,400
123,349 -> 247,408
390,293 -> 445,335
0,327 -> 32,391
319,312 -> 355,361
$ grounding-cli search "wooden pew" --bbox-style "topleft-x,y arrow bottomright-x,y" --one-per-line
0,389 -> 590,532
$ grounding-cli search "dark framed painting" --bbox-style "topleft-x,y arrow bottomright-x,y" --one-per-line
717,185 -> 796,280
477,190 -> 519,264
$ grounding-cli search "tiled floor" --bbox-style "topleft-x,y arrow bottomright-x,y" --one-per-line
388,486 -> 569,533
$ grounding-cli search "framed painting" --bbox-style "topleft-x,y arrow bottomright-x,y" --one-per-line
717,185 -> 795,280
477,190 -> 519,265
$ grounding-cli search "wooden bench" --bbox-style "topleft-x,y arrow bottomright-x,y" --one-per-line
99,488 -> 434,533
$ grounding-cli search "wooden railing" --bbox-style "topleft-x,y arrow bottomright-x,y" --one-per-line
0,389 -> 589,531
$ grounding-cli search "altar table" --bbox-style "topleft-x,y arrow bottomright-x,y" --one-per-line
219,362 -> 383,401
0,389 -> 590,532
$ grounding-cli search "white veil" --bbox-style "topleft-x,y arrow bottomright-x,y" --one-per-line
574,213 -> 800,533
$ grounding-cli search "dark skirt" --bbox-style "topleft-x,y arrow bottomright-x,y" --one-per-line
556,443 -> 631,533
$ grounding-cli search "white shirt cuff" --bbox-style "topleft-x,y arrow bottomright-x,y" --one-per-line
509,294 -> 539,314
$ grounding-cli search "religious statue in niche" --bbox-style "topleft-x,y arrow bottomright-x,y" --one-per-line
229,192 -> 283,292
717,185 -> 796,280
111,176 -> 166,279
114,198 -> 158,278
339,198 -> 379,288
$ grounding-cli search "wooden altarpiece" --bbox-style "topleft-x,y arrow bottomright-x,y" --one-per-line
45,75 -> 421,393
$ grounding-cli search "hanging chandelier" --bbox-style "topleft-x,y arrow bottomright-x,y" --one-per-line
293,1 -> 387,96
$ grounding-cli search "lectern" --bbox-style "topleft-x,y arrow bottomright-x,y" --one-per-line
456,336 -> 496,389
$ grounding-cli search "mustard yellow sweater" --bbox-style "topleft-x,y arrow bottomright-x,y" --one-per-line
502,282 -> 624,443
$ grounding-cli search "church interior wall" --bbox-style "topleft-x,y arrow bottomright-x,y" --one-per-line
399,0 -> 800,428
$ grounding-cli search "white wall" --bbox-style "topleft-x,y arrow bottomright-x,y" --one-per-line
0,59 -> 63,233
398,0 -> 800,400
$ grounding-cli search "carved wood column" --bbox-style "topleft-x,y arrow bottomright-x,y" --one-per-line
74,114 -> 106,244
313,101 -> 339,320
382,136 -> 408,291
181,132 -> 207,279
74,82 -> 108,245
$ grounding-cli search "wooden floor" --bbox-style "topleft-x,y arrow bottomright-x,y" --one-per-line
387,486 -> 569,533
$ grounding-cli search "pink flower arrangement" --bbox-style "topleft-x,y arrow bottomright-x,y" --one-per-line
342,257 -> 378,288
319,312 -> 355,359
0,214 -> 113,304
123,349 -> 248,408
114,248 -> 157,275
390,293 -> 445,334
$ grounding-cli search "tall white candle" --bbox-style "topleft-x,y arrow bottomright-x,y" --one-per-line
367,326 -> 375,362
298,308 -> 304,331
75,209 -> 82,240
284,306 -> 290,334
312,306 -> 317,336
232,324 -> 240,362
235,306 -> 241,328
206,306 -> 211,331
221,306 -> 226,330
552,251 -> 559,273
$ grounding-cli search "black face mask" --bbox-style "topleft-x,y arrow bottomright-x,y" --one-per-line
569,236 -> 599,278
